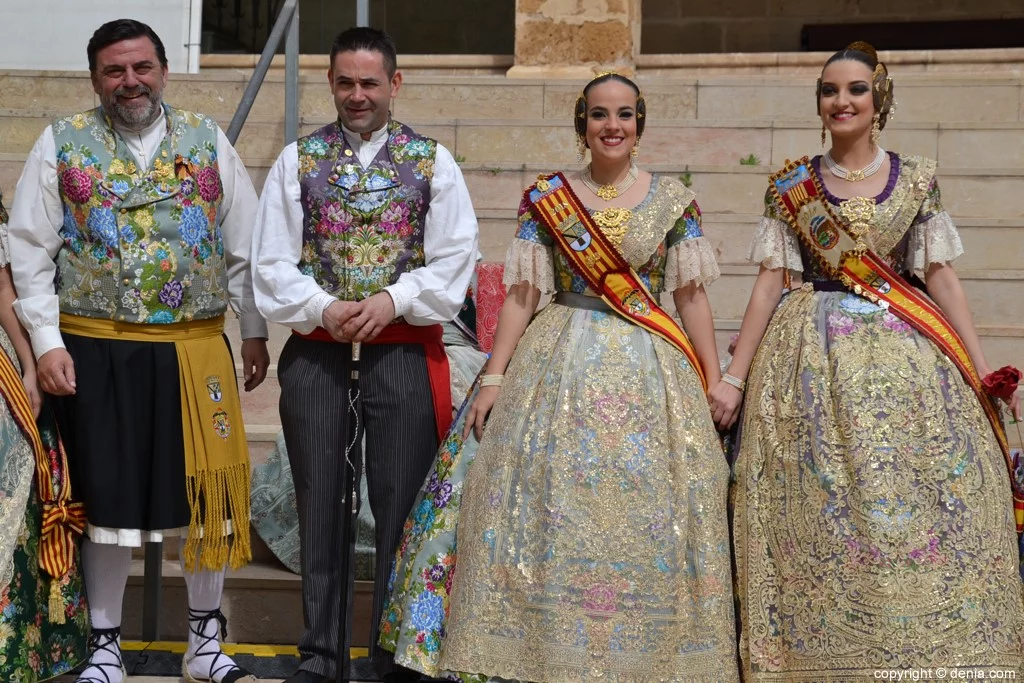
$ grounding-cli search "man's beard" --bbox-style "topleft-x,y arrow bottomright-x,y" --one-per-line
104,85 -> 163,131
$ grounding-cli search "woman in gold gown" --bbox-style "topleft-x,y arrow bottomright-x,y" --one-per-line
711,43 -> 1024,680
382,73 -> 739,682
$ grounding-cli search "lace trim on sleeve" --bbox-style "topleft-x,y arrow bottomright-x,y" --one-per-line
503,237 -> 556,294
907,210 -> 964,272
748,216 -> 803,271
664,237 -> 721,291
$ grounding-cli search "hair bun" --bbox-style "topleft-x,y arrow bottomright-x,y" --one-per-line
845,41 -> 878,60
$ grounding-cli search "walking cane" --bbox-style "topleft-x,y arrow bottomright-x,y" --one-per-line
335,341 -> 363,683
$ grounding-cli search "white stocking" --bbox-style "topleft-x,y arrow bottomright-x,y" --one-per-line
76,539 -> 130,683
179,538 -> 252,682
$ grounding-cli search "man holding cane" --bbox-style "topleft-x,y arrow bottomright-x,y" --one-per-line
252,26 -> 478,683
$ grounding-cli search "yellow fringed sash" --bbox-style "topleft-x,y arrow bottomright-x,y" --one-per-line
59,314 -> 251,570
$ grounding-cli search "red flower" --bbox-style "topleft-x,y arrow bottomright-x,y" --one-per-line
60,167 -> 94,204
196,166 -> 222,202
982,366 -> 1021,402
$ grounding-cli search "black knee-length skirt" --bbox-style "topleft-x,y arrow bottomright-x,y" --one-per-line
50,331 -> 235,533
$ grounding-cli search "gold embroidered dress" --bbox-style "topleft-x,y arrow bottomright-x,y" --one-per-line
734,153 -> 1024,681
438,175 -> 739,682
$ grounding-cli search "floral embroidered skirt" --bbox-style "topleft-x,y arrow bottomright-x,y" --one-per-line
733,288 -> 1024,681
381,303 -> 738,682
0,334 -> 88,680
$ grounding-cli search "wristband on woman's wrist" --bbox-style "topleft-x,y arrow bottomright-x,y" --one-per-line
721,373 -> 746,393
480,374 -> 504,388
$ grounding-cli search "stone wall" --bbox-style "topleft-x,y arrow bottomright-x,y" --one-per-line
642,0 -> 1024,53
511,0 -> 643,77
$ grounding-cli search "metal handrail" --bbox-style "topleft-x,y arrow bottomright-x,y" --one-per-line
140,0 -> 301,643
226,0 -> 300,145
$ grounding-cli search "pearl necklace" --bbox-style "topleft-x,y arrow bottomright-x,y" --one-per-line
823,147 -> 886,182
582,163 -> 638,200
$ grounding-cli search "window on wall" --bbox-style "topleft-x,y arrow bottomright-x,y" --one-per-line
202,0 -> 515,54
639,0 -> 1024,54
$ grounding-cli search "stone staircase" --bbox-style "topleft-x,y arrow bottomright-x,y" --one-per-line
1,60 -> 1022,643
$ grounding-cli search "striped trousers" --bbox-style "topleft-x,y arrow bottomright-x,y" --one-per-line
278,334 -> 438,679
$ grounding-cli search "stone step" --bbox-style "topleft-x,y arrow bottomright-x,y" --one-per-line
5,109 -> 1024,170
122,557 -> 376,646
2,70 -> 1022,124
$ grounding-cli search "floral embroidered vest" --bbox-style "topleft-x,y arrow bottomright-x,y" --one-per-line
297,119 -> 435,300
52,106 -> 226,324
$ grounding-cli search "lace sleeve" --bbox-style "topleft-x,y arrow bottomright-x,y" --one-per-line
502,194 -> 556,293
906,211 -> 964,272
503,238 -> 556,294
748,216 -> 803,271
748,188 -> 803,270
906,178 -> 963,271
664,238 -> 720,291
663,198 -> 720,289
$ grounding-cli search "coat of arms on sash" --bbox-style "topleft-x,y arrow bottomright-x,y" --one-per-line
206,375 -> 223,402
212,409 -> 232,439
810,214 -> 840,250
622,289 -> 650,317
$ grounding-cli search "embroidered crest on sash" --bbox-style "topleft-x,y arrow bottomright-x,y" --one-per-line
206,375 -> 223,402
212,409 -> 231,439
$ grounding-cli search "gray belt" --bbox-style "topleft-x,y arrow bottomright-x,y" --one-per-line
553,292 -> 612,312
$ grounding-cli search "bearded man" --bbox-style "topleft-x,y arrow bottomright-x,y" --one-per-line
8,18 -> 269,683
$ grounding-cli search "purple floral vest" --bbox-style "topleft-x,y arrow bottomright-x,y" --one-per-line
297,119 -> 436,300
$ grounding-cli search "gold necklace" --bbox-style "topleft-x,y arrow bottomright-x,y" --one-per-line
582,163 -> 638,201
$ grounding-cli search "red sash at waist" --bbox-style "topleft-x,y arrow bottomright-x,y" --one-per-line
294,323 -> 452,443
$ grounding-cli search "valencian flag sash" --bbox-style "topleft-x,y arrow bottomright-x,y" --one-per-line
0,350 -> 85,623
769,156 -> 1024,531
527,172 -> 707,391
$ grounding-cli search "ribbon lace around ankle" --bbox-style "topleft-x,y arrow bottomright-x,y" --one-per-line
77,627 -> 124,683
185,608 -> 254,683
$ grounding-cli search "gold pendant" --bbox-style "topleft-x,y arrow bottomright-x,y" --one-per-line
838,195 -> 876,240
847,169 -> 866,182
592,207 -> 632,247
596,184 -> 619,201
